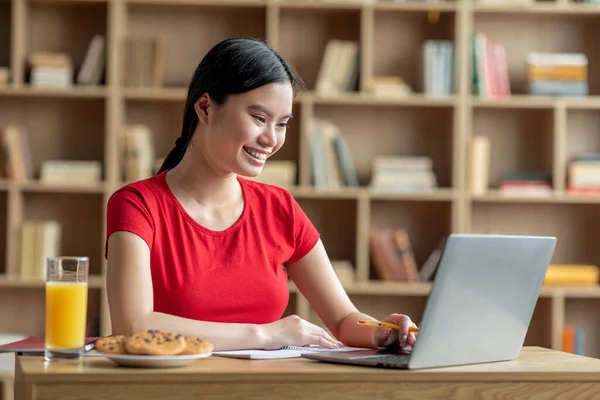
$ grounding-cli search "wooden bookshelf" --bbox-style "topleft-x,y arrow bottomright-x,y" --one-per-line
1,0 -> 600,373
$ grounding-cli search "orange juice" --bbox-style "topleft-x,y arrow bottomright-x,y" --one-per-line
45,281 -> 88,349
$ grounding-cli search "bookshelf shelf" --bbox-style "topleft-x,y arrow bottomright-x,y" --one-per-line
0,85 -> 108,98
470,190 -> 600,204
0,0 -> 599,371
473,3 -> 600,15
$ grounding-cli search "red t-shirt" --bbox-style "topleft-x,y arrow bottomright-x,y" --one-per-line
105,170 -> 320,324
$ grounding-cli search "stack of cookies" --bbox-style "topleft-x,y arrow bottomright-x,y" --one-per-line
94,329 -> 213,356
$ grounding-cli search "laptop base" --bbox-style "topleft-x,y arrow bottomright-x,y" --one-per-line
302,350 -> 411,369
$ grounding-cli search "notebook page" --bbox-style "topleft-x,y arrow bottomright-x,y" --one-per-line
213,346 -> 369,360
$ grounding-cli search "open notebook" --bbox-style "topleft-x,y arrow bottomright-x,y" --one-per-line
213,345 -> 369,360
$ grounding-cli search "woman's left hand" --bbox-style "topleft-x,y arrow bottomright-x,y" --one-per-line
373,313 -> 418,350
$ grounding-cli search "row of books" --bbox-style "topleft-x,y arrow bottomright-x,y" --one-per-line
472,32 -> 510,99
27,35 -> 105,88
468,135 -> 600,196
19,220 -> 61,281
527,52 -> 588,96
305,118 -> 439,192
0,123 -> 158,185
22,33 -> 166,88
567,153 -> 600,194
315,38 -> 454,98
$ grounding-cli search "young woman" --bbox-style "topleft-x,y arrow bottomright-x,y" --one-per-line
105,38 -> 417,352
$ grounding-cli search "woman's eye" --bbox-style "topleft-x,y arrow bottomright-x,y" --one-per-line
253,115 -> 266,123
278,122 -> 289,129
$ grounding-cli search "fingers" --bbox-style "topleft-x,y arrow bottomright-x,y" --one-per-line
374,327 -> 398,348
381,314 -> 417,349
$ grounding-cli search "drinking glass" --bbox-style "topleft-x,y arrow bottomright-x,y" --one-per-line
44,256 -> 89,361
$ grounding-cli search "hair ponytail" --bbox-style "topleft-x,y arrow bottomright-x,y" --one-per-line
156,37 -> 304,175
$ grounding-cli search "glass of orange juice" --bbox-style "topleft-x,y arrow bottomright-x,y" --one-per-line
44,256 -> 89,361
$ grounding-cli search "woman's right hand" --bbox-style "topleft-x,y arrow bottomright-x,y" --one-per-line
259,314 -> 344,350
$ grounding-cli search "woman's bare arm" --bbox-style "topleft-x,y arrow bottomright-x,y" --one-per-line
285,239 -> 379,348
105,231 -> 341,351
106,231 -> 266,351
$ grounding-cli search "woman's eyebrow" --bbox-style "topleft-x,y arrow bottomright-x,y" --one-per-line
247,104 -> 293,119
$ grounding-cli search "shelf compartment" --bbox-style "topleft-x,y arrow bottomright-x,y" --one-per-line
565,298 -> 600,358
277,6 -> 361,91
21,192 -> 104,276
25,0 -> 108,86
369,200 -> 452,280
124,99 -> 183,164
0,287 -> 102,337
565,109 -> 600,160
296,198 -> 357,268
473,13 -> 600,96
0,96 -> 106,181
313,104 -> 455,188
125,2 -> 266,88
372,6 -> 456,95
470,203 -> 600,266
523,296 -> 552,349
472,108 -> 554,189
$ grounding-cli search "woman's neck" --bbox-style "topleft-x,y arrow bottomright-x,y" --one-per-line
165,150 -> 242,209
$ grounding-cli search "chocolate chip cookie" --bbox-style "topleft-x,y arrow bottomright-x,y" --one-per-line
178,336 -> 214,355
124,329 -> 186,356
94,335 -> 128,354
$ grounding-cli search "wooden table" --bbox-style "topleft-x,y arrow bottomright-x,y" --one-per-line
13,346 -> 600,400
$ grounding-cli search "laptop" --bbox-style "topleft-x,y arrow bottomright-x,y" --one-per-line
302,233 -> 557,370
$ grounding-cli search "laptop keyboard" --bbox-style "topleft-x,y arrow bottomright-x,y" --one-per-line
353,354 -> 411,363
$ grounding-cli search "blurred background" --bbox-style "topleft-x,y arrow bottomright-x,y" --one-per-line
1,0 -> 600,394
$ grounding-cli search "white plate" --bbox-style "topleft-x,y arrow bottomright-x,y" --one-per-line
85,351 -> 212,368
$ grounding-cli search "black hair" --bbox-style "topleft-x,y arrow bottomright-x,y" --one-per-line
157,37 -> 305,174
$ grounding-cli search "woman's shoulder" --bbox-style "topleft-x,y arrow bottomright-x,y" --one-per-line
108,172 -> 168,206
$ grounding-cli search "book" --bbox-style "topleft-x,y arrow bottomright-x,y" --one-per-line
213,345 -> 369,360
0,337 -> 99,354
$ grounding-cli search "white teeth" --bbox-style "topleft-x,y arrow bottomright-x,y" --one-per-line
245,148 -> 267,160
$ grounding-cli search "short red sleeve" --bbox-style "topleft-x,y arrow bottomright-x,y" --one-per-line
286,195 -> 320,264
105,188 -> 154,256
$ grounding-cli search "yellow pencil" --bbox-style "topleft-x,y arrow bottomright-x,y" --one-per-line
358,319 -> 419,333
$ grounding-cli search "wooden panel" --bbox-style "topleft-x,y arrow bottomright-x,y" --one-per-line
313,105 -> 455,187
0,97 -> 105,179
473,13 -> 600,95
370,200 -> 452,277
565,109 -> 600,162
296,198 -> 357,265
525,297 -> 552,349
126,3 -> 267,88
373,9 -> 456,93
470,203 -> 600,266
278,8 -> 361,91
472,108 -> 554,188
22,192 -> 104,275
26,1 -> 107,84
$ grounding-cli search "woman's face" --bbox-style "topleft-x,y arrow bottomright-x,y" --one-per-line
194,82 -> 294,178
